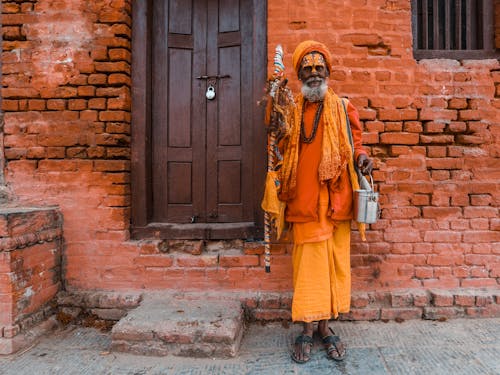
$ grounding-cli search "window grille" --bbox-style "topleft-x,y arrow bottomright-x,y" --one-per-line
411,0 -> 499,59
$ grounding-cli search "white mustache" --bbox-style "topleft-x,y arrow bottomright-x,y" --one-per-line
305,77 -> 324,84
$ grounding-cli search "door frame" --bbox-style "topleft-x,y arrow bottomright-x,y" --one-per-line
130,0 -> 267,240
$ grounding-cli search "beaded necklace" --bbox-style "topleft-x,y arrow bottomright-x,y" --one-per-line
300,101 -> 324,144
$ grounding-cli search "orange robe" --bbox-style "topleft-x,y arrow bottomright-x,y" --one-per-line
285,100 -> 366,322
285,100 -> 365,225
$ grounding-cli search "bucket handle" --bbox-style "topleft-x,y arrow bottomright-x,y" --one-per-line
367,172 -> 374,191
358,170 -> 375,192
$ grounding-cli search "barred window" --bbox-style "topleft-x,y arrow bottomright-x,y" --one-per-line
411,0 -> 500,59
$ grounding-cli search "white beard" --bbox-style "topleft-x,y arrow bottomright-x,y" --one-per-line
301,78 -> 328,102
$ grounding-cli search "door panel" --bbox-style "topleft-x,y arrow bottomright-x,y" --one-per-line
168,0 -> 192,34
218,0 -> 239,32
168,49 -> 192,147
152,0 -> 252,224
205,0 -> 252,223
218,46 -> 241,146
151,0 -> 207,223
132,0 -> 267,238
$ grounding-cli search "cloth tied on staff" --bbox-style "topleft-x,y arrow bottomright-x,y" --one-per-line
261,170 -> 286,238
261,45 -> 291,241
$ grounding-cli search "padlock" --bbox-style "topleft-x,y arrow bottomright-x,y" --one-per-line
206,85 -> 216,100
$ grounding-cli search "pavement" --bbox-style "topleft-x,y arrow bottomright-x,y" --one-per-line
0,318 -> 499,375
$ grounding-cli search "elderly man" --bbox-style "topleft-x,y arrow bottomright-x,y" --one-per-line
268,41 -> 373,363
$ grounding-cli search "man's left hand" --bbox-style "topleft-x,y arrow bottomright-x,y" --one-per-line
357,154 -> 373,175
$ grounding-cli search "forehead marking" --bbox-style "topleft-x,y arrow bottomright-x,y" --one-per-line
301,53 -> 326,68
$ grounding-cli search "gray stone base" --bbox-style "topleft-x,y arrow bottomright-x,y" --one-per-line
111,294 -> 244,358
0,316 -> 59,355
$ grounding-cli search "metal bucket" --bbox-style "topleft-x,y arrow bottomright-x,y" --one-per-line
353,173 -> 379,224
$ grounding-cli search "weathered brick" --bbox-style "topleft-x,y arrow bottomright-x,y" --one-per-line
95,62 -> 131,74
88,74 -> 108,85
448,98 -> 468,109
465,305 -> 500,318
423,231 -> 462,243
77,86 -> 96,97
108,73 -> 131,86
420,135 -> 455,144
90,308 -> 126,321
176,254 -> 218,268
380,308 -> 422,320
475,293 -> 494,307
252,309 -> 290,321
463,207 -> 498,219
68,99 -> 87,110
340,308 -> 381,321
134,255 -> 173,268
423,307 -> 464,320
46,99 -> 66,110
412,290 -> 430,307
109,48 -> 131,61
219,254 -> 260,268
420,108 -> 457,121
99,111 -> 130,122
351,293 -> 370,308
430,290 -> 454,306
3,325 -> 20,339
453,292 -> 475,307
380,132 -> 419,145
390,291 -> 414,307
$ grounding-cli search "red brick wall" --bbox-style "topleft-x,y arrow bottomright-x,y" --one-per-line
268,0 -> 500,291
2,0 -> 135,290
0,207 -> 62,353
1,1 -> 499,296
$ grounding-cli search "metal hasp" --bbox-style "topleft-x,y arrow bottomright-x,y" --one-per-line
196,75 -> 231,101
195,74 -> 231,80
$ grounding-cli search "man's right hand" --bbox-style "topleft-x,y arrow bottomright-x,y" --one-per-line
357,154 -> 373,175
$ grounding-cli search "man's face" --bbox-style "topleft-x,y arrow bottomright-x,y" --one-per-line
298,52 -> 329,87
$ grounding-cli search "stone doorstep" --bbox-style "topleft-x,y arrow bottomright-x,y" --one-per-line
0,315 -> 59,355
111,295 -> 244,358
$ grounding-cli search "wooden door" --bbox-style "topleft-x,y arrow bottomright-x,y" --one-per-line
131,0 -> 266,239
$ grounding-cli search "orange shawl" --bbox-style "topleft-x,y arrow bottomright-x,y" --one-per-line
279,88 -> 352,200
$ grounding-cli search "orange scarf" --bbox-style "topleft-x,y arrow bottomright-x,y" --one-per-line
279,88 -> 352,201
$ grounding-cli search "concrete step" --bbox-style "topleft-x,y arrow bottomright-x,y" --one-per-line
110,294 -> 244,358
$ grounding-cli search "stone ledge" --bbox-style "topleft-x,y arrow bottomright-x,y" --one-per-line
110,295 -> 244,358
0,315 -> 59,355
2,304 -> 55,337
0,227 -> 62,251
57,288 -> 500,324
0,206 -> 63,251
0,205 -> 63,355
58,290 -> 142,310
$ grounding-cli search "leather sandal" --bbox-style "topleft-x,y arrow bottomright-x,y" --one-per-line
291,334 -> 313,363
322,327 -> 346,361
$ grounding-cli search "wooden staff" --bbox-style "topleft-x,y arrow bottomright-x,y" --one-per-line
264,45 -> 287,273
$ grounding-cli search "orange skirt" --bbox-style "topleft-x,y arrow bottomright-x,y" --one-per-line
291,220 -> 351,322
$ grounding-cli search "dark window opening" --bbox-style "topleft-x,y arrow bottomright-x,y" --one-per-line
412,0 -> 499,59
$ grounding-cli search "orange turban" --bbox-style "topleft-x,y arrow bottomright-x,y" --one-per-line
292,40 -> 333,77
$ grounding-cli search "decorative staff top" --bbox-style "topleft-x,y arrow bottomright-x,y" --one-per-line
270,45 -> 285,99
273,44 -> 285,77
